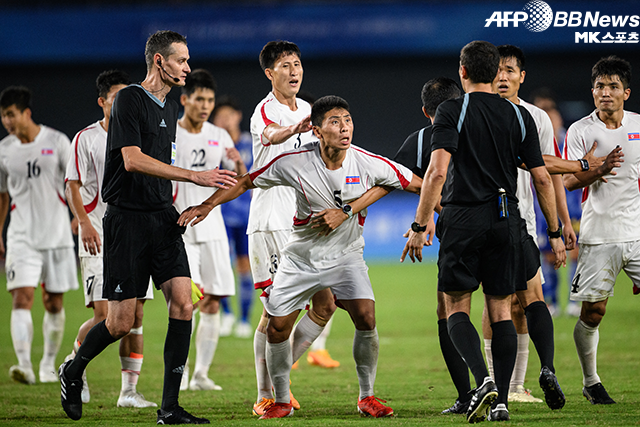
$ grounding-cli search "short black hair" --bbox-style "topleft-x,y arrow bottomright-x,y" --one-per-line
421,77 -> 462,117
0,85 -> 32,112
259,40 -> 301,71
497,44 -> 526,71
460,41 -> 500,84
591,55 -> 632,89
145,30 -> 187,70
96,70 -> 131,99
311,95 -> 350,127
182,69 -> 217,97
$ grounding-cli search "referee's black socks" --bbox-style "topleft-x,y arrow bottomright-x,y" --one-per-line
65,320 -> 117,380
525,300 -> 556,373
490,320 -> 517,406
438,319 -> 471,401
161,318 -> 192,411
447,312 -> 488,388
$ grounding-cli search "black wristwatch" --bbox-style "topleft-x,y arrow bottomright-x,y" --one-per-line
411,221 -> 427,233
579,158 -> 589,171
342,204 -> 353,219
547,227 -> 562,239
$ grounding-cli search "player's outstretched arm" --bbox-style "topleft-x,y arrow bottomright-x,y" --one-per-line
263,115 -> 312,145
543,142 -> 604,175
551,174 -> 576,251
0,192 -> 8,259
178,173 -> 255,228
121,146 -> 238,188
401,149 -> 449,263
311,185 -> 393,236
530,165 -> 566,269
564,143 -> 624,191
65,180 -> 101,255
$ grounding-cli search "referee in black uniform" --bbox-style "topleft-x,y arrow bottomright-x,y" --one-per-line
59,30 -> 237,424
401,41 -> 565,423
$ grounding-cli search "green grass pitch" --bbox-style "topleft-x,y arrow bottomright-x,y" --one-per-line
1,261 -> 639,426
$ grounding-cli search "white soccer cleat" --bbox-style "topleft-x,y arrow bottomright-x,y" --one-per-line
220,313 -> 235,337
234,321 -> 252,338
180,365 -> 189,391
508,385 -> 543,403
39,360 -> 59,383
117,390 -> 158,408
9,365 -> 36,385
189,374 -> 222,391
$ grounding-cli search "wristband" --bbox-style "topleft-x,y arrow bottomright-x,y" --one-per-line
547,227 -> 562,239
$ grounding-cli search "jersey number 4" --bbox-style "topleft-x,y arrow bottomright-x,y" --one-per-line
26,160 -> 41,178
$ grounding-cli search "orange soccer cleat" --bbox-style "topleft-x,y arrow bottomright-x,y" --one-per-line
252,397 -> 275,416
307,349 -> 340,368
259,402 -> 294,419
357,396 -> 394,418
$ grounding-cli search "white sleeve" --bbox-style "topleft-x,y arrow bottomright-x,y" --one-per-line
65,131 -> 88,182
57,132 -> 72,176
251,100 -> 280,146
249,152 -> 292,189
0,162 -> 7,193
564,123 -> 587,161
358,148 -> 413,190
537,111 -> 556,156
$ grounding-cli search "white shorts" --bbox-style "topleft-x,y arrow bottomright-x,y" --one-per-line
5,244 -> 78,293
185,240 -> 235,297
80,257 -> 153,307
262,252 -> 375,317
570,241 -> 640,302
248,230 -> 290,289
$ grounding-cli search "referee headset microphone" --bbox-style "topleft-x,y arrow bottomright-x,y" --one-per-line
157,58 -> 180,83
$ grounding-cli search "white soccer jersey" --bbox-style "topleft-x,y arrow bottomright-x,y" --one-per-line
516,99 -> 557,238
65,121 -> 107,257
173,121 -> 236,243
247,92 -> 314,233
564,110 -> 640,244
0,125 -> 73,250
249,141 -> 413,269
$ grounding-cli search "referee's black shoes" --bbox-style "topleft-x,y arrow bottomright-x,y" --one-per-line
59,360 -> 83,420
157,406 -> 210,424
441,398 -> 471,415
583,382 -> 616,404
539,366 -> 566,409
466,377 -> 498,423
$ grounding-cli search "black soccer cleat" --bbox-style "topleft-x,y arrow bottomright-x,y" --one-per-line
539,366 -> 566,410
441,398 -> 471,415
59,360 -> 83,421
157,406 -> 210,424
583,383 -> 616,405
467,377 -> 498,423
487,403 -> 510,421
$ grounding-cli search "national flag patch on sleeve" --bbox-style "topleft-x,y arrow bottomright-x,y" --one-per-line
345,176 -> 360,184
629,133 -> 640,141
208,140 -> 219,146
41,148 -> 54,155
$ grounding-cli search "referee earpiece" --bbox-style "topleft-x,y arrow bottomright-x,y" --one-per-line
157,57 -> 180,83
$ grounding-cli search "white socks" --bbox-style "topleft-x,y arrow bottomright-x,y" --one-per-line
11,309 -> 33,368
291,312 -> 324,362
265,340 -> 292,404
310,315 -> 333,351
353,328 -> 378,400
41,309 -> 65,369
121,355 -> 143,392
484,338 -> 494,380
511,333 -> 530,389
194,311 -> 220,378
254,329 -> 273,400
574,319 -> 601,387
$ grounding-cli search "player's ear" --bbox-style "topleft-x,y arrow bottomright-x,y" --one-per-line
180,94 -> 188,106
422,106 -> 431,120
312,125 -> 322,140
624,87 -> 631,101
97,97 -> 105,108
520,70 -> 526,84
264,68 -> 274,82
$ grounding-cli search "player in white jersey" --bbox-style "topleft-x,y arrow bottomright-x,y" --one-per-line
0,86 -> 78,385
563,56 -> 635,405
179,95 -> 423,419
247,40 -> 338,415
172,69 -> 246,392
64,70 -> 156,409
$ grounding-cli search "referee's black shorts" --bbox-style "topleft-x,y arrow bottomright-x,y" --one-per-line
436,202 -> 526,296
102,205 -> 191,301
